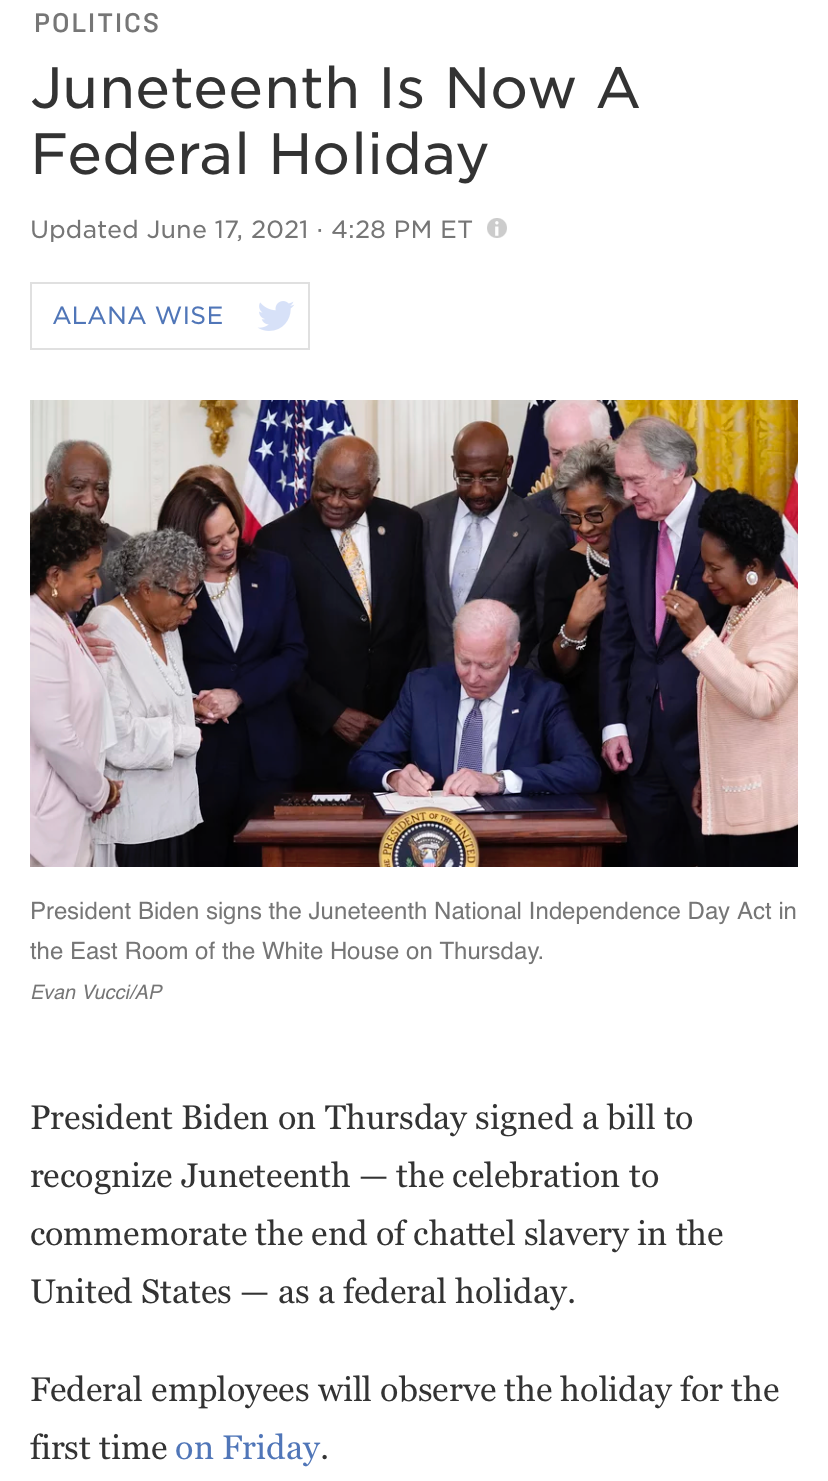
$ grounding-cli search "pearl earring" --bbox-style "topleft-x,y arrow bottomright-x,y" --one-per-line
746,570 -> 759,586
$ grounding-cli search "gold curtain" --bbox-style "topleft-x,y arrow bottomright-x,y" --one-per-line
616,401 -> 797,512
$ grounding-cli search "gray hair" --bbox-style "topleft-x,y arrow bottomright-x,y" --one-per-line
47,439 -> 112,481
551,439 -> 626,513
104,529 -> 204,595
453,598 -> 520,651
314,435 -> 380,485
619,416 -> 698,478
543,401 -> 611,442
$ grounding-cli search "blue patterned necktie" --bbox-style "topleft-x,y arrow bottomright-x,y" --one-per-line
457,698 -> 483,771
451,514 -> 484,611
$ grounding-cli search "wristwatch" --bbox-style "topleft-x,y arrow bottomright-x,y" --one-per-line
492,771 -> 506,794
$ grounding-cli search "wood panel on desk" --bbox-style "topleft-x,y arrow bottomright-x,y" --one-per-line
237,794 -> 625,867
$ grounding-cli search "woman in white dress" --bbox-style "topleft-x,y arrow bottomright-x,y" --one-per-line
89,530 -> 205,866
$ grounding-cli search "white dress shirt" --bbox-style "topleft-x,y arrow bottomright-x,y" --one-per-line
332,513 -> 372,601
602,481 -> 697,744
382,671 -> 522,792
205,570 -> 244,651
448,491 -> 508,582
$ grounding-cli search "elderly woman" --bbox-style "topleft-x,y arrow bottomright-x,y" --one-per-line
537,440 -> 629,758
157,474 -> 306,865
665,491 -> 797,866
31,506 -> 122,866
87,530 -> 205,866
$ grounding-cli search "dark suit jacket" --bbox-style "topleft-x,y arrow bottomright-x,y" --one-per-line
177,547 -> 306,784
599,483 -> 728,776
526,489 -> 577,547
255,497 -> 426,734
348,663 -> 602,795
415,490 -> 570,667
97,525 -> 130,604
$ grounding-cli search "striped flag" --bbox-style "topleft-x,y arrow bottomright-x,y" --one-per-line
241,400 -> 353,540
782,467 -> 798,585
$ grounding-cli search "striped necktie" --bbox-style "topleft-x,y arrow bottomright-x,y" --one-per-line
339,528 -> 371,619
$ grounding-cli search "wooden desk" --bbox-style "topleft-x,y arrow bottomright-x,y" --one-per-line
236,795 -> 626,867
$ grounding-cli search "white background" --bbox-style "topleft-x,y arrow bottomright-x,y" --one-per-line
9,1 -> 820,1478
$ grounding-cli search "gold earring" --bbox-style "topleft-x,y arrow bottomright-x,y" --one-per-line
51,587 -> 59,598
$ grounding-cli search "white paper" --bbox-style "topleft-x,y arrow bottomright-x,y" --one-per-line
374,791 -> 484,814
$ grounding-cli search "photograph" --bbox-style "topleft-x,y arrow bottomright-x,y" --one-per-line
30,398 -> 798,869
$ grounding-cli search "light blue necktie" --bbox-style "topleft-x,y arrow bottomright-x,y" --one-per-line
457,699 -> 483,771
451,514 -> 484,612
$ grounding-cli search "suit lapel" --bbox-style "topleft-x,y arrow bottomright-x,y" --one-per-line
469,492 -> 526,599
434,495 -> 459,619
658,483 -> 707,652
367,504 -> 386,627
437,672 -> 460,782
496,669 -> 526,768
301,507 -> 365,613
192,580 -> 233,652
639,517 -> 659,651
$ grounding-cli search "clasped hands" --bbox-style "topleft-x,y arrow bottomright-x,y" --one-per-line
387,764 -> 499,797
194,689 -> 242,724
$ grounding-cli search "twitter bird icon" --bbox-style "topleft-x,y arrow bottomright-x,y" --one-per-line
259,301 -> 293,331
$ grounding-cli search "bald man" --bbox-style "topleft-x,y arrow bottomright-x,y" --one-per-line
255,435 -> 426,790
348,599 -> 600,797
415,421 -> 570,666
528,401 -> 613,514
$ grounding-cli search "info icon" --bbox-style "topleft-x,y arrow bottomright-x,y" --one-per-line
487,218 -> 507,238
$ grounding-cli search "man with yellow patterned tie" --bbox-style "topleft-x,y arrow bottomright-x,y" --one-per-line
255,435 -> 427,789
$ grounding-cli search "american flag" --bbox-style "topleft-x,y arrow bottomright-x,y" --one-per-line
512,400 -> 624,496
242,400 -> 353,539
782,466 -> 798,585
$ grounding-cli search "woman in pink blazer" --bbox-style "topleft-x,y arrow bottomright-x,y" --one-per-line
664,491 -> 796,867
30,506 -> 122,867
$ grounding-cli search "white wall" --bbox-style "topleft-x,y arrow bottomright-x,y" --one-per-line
31,399 -> 532,533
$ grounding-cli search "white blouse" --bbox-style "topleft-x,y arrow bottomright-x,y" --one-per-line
204,571 -> 243,650
89,605 -> 202,846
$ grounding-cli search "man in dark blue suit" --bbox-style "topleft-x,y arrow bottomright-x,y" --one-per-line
348,599 -> 600,798
600,417 -> 727,866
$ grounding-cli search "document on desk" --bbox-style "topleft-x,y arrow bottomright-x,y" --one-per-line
374,791 -> 484,814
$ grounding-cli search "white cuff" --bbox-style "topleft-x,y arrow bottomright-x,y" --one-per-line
501,770 -> 523,794
602,724 -> 629,742
381,770 -> 396,791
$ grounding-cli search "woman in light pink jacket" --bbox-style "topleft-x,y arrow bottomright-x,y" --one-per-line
30,506 -> 122,866
664,491 -> 796,867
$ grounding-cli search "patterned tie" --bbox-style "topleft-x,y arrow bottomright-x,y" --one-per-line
457,699 -> 483,771
451,514 -> 484,612
339,528 -> 371,620
654,519 -> 676,643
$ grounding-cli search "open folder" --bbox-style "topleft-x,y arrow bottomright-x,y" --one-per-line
374,792 -> 484,815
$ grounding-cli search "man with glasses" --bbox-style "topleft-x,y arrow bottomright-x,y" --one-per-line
256,434 -> 426,790
416,421 -> 570,666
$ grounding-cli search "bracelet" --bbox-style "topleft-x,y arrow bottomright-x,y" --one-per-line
558,623 -> 587,651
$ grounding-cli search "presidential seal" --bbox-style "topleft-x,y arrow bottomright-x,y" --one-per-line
379,807 -> 480,868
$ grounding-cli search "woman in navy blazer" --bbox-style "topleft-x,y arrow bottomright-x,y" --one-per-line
158,474 -> 306,865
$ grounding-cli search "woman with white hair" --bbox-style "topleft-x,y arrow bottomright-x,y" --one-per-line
87,530 -> 205,866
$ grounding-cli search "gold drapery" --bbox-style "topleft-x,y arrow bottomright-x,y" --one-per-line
617,401 -> 797,512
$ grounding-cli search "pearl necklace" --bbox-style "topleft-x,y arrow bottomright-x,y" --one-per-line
121,596 -> 187,696
723,577 -> 779,636
207,567 -> 237,601
585,547 -> 610,578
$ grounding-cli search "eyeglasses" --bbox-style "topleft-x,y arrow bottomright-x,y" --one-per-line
314,481 -> 374,502
157,583 -> 204,603
454,465 -> 509,489
564,499 -> 612,528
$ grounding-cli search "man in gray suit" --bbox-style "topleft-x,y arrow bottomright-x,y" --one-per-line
44,440 -> 128,654
415,421 -> 570,666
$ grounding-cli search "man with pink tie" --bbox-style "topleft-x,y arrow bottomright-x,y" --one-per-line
599,418 -> 727,866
